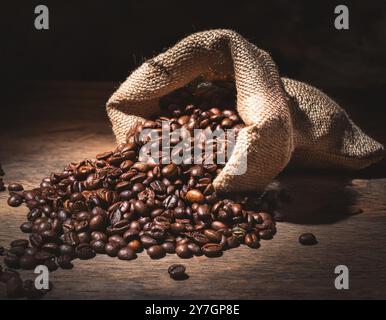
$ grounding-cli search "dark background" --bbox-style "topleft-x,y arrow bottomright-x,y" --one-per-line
1,0 -> 386,146
3,0 -> 386,88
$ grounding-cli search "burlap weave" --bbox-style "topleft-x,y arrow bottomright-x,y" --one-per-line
106,29 -> 384,193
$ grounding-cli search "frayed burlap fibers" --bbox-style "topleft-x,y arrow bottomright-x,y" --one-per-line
106,29 -> 384,193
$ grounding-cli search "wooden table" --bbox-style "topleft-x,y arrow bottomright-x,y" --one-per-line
1,82 -> 386,299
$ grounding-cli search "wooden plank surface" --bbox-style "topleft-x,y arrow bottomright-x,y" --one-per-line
1,82 -> 386,299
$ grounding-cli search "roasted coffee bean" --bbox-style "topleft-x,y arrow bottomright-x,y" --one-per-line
226,235 -> 240,248
90,240 -> 106,253
127,239 -> 143,252
76,244 -> 96,260
163,195 -> 178,209
77,231 -> 91,244
202,243 -> 223,257
175,243 -> 193,259
89,214 -> 107,231
63,231 -> 80,246
108,235 -> 127,248
29,234 -> 43,248
299,233 -> 318,246
147,245 -> 166,259
105,242 -> 120,257
161,164 -> 179,179
161,241 -> 176,254
11,239 -> 29,248
4,254 -> 20,268
117,247 -> 137,260
259,229 -> 273,240
8,194 -> 23,207
34,251 -> 54,264
57,255 -> 74,269
186,189 -> 205,204
6,274 -> 24,298
203,229 -> 222,243
24,247 -> 38,256
8,183 -> 24,192
168,264 -> 188,280
245,233 -> 260,248
9,246 -> 26,257
59,244 -> 76,258
44,258 -> 59,272
187,242 -> 201,255
19,254 -> 37,270
196,204 -> 211,221
91,231 -> 108,242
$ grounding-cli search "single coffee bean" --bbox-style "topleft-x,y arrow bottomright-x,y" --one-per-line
161,164 -> 179,179
226,235 -> 240,248
59,244 -> 76,258
202,243 -> 223,258
161,242 -> 176,254
6,274 -> 24,298
19,254 -> 37,270
187,242 -> 201,255
7,194 -> 23,207
117,247 -> 137,260
9,245 -> 26,257
259,229 -> 273,240
186,189 -> 205,204
203,229 -> 222,243
175,243 -> 193,259
20,221 -> 34,233
76,244 -> 96,260
127,239 -> 143,252
4,254 -> 20,268
105,242 -> 120,257
90,240 -> 106,253
299,233 -> 318,246
244,233 -> 260,248
8,183 -> 24,192
147,245 -> 166,259
89,214 -> 107,231
168,264 -> 188,280
11,239 -> 29,248
57,255 -> 74,269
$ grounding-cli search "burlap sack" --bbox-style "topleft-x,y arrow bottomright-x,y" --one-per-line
106,29 -> 384,193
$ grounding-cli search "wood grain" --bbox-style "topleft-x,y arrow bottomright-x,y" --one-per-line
1,82 -> 386,299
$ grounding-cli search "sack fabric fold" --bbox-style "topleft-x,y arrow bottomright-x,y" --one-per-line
106,29 -> 384,193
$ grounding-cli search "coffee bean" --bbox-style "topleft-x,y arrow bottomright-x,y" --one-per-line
89,214 -> 107,231
6,274 -> 24,298
168,264 -> 188,280
245,233 -> 260,248
11,239 -> 29,248
4,254 -> 20,268
20,221 -> 34,233
259,229 -> 273,240
8,194 -> 23,207
161,242 -> 176,254
57,255 -> 74,269
105,242 -> 120,257
161,164 -> 179,179
187,242 -> 201,255
299,233 -> 318,246
117,247 -> 137,260
19,254 -> 37,270
9,246 -> 26,257
203,229 -> 222,243
90,240 -> 106,253
147,245 -> 166,259
202,243 -> 223,257
175,243 -> 193,259
76,244 -> 96,260
8,183 -> 24,192
127,239 -> 143,252
226,235 -> 240,248
59,244 -> 76,258
186,189 -> 205,204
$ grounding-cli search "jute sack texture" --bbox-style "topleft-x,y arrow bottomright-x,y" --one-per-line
106,29 -> 384,193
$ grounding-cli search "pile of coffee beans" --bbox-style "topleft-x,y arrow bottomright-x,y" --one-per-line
1,82 -> 281,296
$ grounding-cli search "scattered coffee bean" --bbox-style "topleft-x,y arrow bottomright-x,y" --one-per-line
299,233 -> 318,246
168,264 -> 188,280
57,255 -> 74,269
8,194 -> 23,207
8,183 -> 24,192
